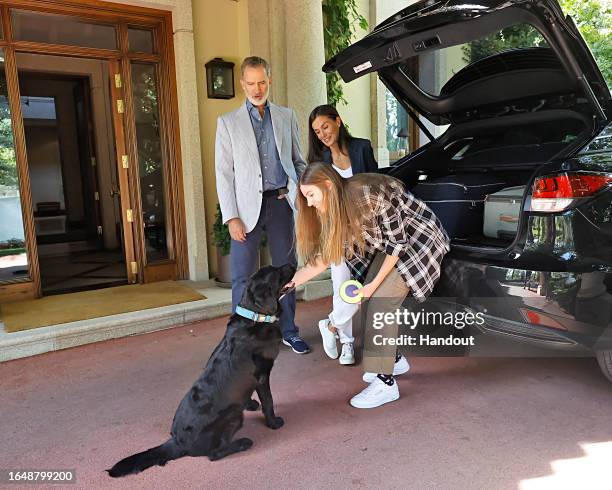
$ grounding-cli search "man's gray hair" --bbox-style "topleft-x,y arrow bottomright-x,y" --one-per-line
240,56 -> 271,78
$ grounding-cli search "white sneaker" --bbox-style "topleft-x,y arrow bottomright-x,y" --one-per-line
362,355 -> 410,383
339,343 -> 355,365
350,377 -> 400,409
318,319 -> 338,359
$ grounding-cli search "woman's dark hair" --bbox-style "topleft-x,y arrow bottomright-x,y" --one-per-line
307,104 -> 352,163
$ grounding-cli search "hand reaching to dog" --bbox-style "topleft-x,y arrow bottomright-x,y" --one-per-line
285,258 -> 329,290
279,281 -> 295,299
227,217 -> 246,242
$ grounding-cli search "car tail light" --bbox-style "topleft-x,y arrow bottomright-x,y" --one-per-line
530,172 -> 612,212
520,308 -> 567,331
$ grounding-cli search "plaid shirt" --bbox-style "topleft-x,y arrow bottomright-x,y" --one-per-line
345,179 -> 450,301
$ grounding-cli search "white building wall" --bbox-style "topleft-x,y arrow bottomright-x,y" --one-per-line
336,0 -> 372,143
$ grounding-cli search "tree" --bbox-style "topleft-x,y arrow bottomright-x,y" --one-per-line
463,25 -> 546,64
463,0 -> 611,90
559,0 -> 611,89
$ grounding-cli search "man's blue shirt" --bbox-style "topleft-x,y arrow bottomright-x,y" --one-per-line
246,100 -> 287,191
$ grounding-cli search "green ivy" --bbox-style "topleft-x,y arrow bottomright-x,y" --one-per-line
322,0 -> 368,105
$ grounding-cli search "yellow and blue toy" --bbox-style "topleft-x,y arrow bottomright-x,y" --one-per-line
339,280 -> 364,304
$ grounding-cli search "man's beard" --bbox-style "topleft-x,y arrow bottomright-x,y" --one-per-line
246,88 -> 269,106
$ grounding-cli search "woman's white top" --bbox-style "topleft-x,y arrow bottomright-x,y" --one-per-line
332,164 -> 353,178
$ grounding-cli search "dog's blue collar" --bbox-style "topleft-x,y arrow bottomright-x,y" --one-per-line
235,305 -> 278,323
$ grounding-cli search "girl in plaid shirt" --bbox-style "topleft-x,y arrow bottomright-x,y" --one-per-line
288,162 -> 450,408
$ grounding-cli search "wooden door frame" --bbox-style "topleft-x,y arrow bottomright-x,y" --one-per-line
108,58 -> 137,284
0,0 -> 188,302
0,11 -> 38,301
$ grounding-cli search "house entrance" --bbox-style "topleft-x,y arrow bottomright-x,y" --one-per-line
0,1 -> 187,302
18,56 -> 127,294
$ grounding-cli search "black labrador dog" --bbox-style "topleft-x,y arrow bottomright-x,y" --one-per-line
108,264 -> 296,477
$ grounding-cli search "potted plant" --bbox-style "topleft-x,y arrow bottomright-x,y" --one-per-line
212,203 -> 232,286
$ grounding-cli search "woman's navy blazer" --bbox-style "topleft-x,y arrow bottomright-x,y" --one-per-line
322,137 -> 378,174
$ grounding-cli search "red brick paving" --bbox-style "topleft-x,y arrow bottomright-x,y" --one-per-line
2,297 -> 612,489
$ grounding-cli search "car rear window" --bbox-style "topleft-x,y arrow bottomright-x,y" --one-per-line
399,24 -> 550,97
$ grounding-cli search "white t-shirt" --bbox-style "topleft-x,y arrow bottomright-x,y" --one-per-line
332,164 -> 353,178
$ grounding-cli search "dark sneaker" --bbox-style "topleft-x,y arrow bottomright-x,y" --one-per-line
282,335 -> 310,354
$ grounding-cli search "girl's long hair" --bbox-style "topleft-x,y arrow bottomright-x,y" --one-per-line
307,105 -> 352,163
295,162 -> 402,266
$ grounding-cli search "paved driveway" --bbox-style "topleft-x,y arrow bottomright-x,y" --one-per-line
2,297 -> 611,489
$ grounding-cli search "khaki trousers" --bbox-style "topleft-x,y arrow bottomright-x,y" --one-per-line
353,253 -> 410,375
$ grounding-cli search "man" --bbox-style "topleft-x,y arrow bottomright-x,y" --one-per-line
215,56 -> 310,354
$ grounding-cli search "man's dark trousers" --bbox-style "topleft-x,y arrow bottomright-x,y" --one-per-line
230,193 -> 298,338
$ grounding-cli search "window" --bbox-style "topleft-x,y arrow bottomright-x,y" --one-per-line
131,63 -> 169,263
385,88 -> 410,164
11,9 -> 117,50
128,27 -> 154,54
400,24 -> 549,97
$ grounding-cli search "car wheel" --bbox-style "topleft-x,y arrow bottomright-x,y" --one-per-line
596,350 -> 612,383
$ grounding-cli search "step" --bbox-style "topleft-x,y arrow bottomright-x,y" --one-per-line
0,279 -> 332,362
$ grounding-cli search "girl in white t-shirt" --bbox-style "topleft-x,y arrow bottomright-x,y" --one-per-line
307,104 -> 379,365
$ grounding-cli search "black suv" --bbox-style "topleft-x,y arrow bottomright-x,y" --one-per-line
324,0 -> 612,381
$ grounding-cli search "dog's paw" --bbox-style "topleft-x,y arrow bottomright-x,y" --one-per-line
266,416 -> 284,430
235,438 -> 254,451
245,399 -> 260,411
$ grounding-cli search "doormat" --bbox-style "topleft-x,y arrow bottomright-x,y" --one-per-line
0,281 -> 206,333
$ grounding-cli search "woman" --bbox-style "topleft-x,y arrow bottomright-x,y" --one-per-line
307,104 -> 378,366
308,104 -> 378,174
288,162 -> 450,409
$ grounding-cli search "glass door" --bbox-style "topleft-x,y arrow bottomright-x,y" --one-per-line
0,1 -> 186,302
14,52 -> 131,294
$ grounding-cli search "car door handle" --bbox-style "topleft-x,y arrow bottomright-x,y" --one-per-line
508,251 -> 521,260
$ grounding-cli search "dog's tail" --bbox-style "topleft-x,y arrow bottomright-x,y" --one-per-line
106,438 -> 184,478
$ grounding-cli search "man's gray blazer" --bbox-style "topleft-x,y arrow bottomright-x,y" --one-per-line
215,102 -> 307,233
